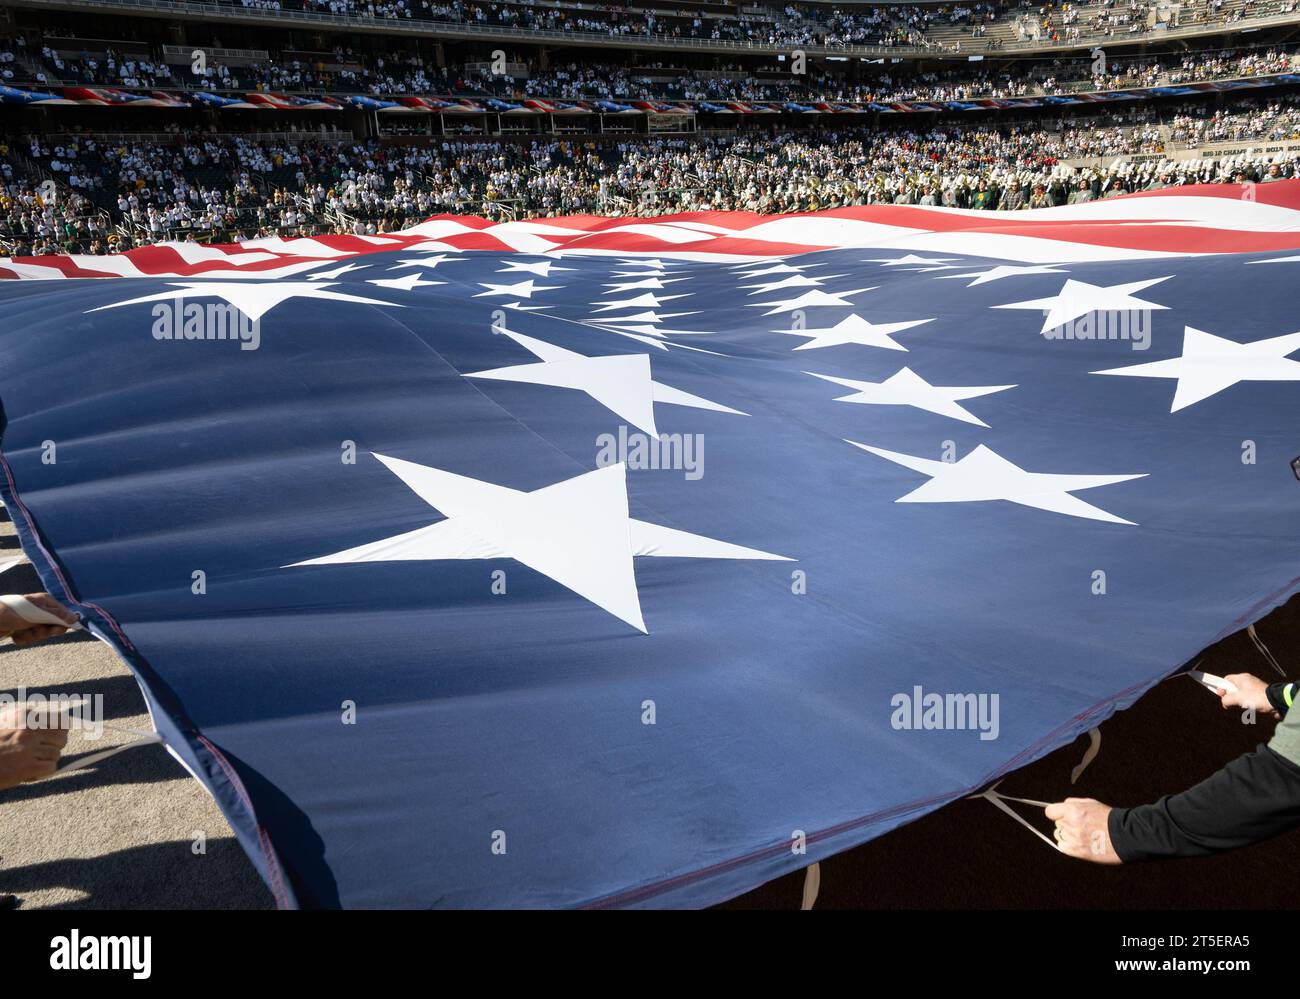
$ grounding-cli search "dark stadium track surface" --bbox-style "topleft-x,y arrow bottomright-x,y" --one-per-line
723,594 -> 1300,909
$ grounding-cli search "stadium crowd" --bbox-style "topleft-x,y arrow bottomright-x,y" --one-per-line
6,25 -> 1298,106
6,0 -> 1300,104
158,0 -> 1300,48
3,96 -> 1299,255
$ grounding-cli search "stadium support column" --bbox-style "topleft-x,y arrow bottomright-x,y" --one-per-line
347,107 -> 375,139
538,49 -> 550,71
434,43 -> 445,69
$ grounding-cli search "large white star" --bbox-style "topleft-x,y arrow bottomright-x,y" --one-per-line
808,368 -> 1015,427
848,442 -> 1146,525
731,263 -> 813,278
591,310 -> 697,324
742,274 -> 846,295
994,277 -> 1172,335
867,254 -> 959,269
601,277 -> 688,293
749,288 -> 877,316
498,260 -> 574,277
936,264 -> 1069,287
591,292 -> 690,312
592,322 -> 713,338
774,313 -> 934,351
616,258 -> 675,269
391,254 -> 461,270
287,455 -> 791,633
475,279 -> 560,299
1092,325 -> 1300,412
87,280 -> 400,323
307,262 -> 369,280
465,328 -> 743,435
367,272 -> 444,292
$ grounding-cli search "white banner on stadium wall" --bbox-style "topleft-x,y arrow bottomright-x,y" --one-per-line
648,112 -> 695,133
1064,138 -> 1300,169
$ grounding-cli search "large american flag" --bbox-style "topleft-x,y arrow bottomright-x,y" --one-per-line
1,183 -> 1297,907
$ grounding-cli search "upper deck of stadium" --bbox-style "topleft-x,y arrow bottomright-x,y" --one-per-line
2,0 -> 1299,60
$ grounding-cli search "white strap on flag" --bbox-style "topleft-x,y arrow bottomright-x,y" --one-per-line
1070,727 -> 1102,784
55,732 -> 164,775
970,782 -> 1059,851
0,593 -> 82,631
800,863 -> 821,910
53,721 -> 164,776
1247,623 -> 1286,678
14,699 -> 165,777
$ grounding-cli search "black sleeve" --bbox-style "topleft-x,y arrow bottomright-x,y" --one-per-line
1266,682 -> 1294,717
1107,744 -> 1300,862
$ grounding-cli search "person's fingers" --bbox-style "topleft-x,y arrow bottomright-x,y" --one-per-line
12,624 -> 67,647
24,593 -> 76,625
1056,839 -> 1094,861
24,757 -> 59,780
1044,802 -> 1066,820
34,728 -> 69,749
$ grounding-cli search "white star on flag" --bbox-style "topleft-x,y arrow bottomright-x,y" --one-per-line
307,263 -> 369,280
589,310 -> 698,324
773,313 -> 934,351
807,368 -> 1015,427
867,255 -> 959,268
475,279 -> 560,299
848,442 -> 1146,525
591,292 -> 690,312
1091,325 -> 1300,412
87,281 -> 400,323
749,288 -> 876,316
464,328 -> 744,435
367,272 -> 445,292
391,254 -> 460,271
287,455 -> 791,633
994,277 -> 1172,335
592,323 -> 714,338
731,263 -> 813,278
497,260 -> 574,277
742,274 -> 846,295
616,258 -> 675,269
936,265 -> 1069,287
601,277 -> 689,293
